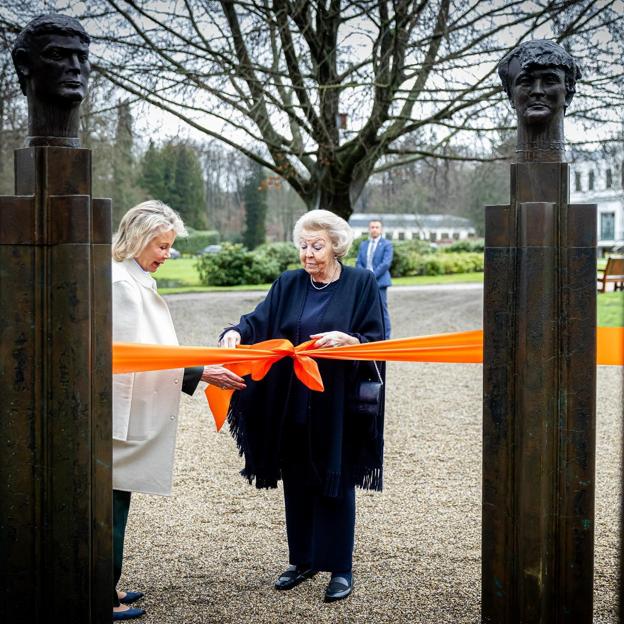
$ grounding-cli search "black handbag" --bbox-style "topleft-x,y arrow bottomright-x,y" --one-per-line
352,361 -> 383,418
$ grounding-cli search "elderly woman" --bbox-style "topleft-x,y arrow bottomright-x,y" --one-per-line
111,201 -> 245,620
220,209 -> 385,602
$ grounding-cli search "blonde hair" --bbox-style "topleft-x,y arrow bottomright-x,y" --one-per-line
112,200 -> 187,262
292,209 -> 354,259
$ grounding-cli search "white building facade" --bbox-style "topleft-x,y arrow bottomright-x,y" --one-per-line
569,159 -> 624,255
349,213 -> 476,243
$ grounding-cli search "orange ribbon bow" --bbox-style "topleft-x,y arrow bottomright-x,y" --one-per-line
113,327 -> 623,431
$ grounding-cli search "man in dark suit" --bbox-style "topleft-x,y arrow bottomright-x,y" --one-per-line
356,219 -> 393,339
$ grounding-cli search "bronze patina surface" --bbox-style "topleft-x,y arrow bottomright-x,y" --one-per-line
483,41 -> 596,623
0,15 -> 111,624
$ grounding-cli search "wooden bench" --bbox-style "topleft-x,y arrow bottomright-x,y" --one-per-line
597,257 -> 624,292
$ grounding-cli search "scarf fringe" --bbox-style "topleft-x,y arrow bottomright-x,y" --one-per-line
355,466 -> 383,492
227,407 -> 246,458
230,405 -> 383,493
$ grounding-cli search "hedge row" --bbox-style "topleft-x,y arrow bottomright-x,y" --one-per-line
195,243 -> 282,286
195,240 -> 484,286
391,251 -> 484,277
174,229 -> 220,255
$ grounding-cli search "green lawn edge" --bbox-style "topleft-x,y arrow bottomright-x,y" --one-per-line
156,261 -> 622,327
157,271 -> 485,295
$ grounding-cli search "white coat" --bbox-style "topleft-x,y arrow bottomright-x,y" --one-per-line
112,258 -> 185,496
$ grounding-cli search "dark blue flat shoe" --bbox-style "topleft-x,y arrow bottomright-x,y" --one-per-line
113,606 -> 145,620
324,576 -> 353,602
274,565 -> 317,590
119,591 -> 144,605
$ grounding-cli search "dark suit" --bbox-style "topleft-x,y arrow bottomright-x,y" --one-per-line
356,236 -> 393,338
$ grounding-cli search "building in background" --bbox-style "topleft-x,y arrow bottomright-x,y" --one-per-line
570,159 -> 624,256
349,213 -> 476,243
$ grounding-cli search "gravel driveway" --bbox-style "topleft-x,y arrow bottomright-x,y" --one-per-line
120,285 -> 621,623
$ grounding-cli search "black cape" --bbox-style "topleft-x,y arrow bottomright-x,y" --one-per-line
226,266 -> 386,497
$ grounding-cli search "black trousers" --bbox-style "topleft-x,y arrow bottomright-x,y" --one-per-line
282,470 -> 355,573
112,489 -> 132,607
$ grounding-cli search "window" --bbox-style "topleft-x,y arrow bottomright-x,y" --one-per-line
588,170 -> 595,191
441,232 -> 449,240
600,212 -> 615,241
414,232 -> 421,240
430,232 -> 437,242
398,231 -> 405,240
452,232 -> 460,240
575,171 -> 582,192
606,169 -> 613,188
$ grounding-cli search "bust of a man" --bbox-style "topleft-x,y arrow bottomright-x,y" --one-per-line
11,14 -> 91,147
498,40 -> 581,162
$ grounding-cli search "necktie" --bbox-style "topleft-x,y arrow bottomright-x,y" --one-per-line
367,239 -> 377,270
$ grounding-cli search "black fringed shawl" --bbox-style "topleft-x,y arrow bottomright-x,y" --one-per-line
225,266 -> 386,498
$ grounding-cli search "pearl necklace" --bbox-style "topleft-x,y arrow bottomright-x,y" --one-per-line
309,261 -> 340,290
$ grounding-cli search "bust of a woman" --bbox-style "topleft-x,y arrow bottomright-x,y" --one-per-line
498,40 -> 581,162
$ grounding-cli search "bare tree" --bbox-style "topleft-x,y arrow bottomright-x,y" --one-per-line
1,0 -> 622,218
0,25 -> 27,194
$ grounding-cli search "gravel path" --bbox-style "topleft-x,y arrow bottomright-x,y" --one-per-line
120,285 -> 622,623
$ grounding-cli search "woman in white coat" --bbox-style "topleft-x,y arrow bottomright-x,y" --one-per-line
111,201 -> 245,620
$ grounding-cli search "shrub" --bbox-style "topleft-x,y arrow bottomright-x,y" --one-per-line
243,253 -> 280,284
433,252 -> 484,274
422,256 -> 445,275
175,229 -> 220,255
346,234 -> 368,261
195,243 -> 249,286
195,242 -> 280,286
442,238 -> 485,253
390,240 -> 435,277
391,250 -> 484,277
254,242 -> 299,272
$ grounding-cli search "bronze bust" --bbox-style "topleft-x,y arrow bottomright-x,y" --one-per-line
498,40 -> 581,162
11,14 -> 91,147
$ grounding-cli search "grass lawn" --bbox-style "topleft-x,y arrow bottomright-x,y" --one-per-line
598,291 -> 624,327
156,257 -> 622,326
155,258 -> 484,291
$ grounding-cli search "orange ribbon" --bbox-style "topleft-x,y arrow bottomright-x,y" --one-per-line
113,327 -> 623,431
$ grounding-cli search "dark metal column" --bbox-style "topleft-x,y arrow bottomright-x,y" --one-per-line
482,164 -> 597,623
0,147 -> 111,622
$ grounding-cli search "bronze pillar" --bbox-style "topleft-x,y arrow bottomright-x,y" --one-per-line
0,15 -> 111,622
0,13 -> 112,624
0,144 -> 112,623
483,41 -> 596,623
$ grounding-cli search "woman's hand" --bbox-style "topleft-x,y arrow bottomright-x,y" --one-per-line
219,330 -> 241,349
201,365 -> 246,390
310,331 -> 360,349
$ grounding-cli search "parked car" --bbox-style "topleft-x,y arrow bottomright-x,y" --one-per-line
169,247 -> 181,259
199,244 -> 223,255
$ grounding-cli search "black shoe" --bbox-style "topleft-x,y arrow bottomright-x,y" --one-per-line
274,565 -> 317,590
324,575 -> 353,602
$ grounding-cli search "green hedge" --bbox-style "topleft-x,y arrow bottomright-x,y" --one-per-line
195,242 -> 280,286
441,239 -> 484,253
390,240 -> 436,276
175,229 -> 220,255
391,250 -> 484,277
254,241 -> 300,272
195,240 -> 484,285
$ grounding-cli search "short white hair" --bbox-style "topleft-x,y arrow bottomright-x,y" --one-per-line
292,209 -> 354,259
112,200 -> 187,262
